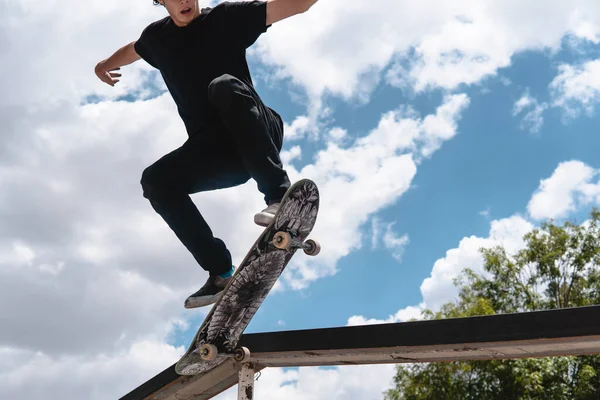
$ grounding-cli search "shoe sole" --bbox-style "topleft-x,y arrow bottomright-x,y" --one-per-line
254,212 -> 275,227
184,291 -> 223,309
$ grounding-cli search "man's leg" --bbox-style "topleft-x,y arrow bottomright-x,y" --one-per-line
207,74 -> 291,212
140,133 -> 250,278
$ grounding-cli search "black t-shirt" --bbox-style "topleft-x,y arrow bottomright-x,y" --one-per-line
134,1 -> 270,136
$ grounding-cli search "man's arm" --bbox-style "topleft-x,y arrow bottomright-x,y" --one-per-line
94,41 -> 141,86
265,0 -> 318,25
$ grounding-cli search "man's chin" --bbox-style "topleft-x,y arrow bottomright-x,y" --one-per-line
173,10 -> 196,26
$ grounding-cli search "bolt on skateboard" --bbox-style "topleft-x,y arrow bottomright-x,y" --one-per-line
175,178 -> 320,375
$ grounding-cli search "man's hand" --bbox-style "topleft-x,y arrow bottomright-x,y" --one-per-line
94,41 -> 141,87
95,64 -> 122,86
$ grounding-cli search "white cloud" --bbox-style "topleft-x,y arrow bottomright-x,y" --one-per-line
385,62 -> 412,90
280,145 -> 302,164
215,364 -> 397,400
528,160 -> 600,220
513,91 -> 548,133
371,218 -> 384,249
0,341 -> 182,400
550,59 -> 600,118
420,94 -> 470,158
347,304 -> 425,326
257,0 -> 600,104
328,127 -> 348,142
418,216 -> 532,311
0,0 -> 164,113
383,228 -> 410,262
282,115 -> 314,141
568,8 -> 600,44
280,94 -> 469,290
371,218 -> 410,262
512,59 -> 600,132
0,241 -> 35,267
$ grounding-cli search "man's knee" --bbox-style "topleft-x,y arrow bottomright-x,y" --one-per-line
207,74 -> 243,106
140,165 -> 166,200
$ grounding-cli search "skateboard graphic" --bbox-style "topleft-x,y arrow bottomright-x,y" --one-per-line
175,179 -> 320,375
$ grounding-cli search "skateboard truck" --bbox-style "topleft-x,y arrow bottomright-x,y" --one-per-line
199,344 -> 251,362
273,231 -> 321,255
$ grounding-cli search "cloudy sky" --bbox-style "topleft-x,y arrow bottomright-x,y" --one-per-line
2,0 -> 600,398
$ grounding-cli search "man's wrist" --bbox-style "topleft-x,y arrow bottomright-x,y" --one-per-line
95,60 -> 108,73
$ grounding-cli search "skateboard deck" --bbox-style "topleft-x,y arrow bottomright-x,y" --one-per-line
175,179 -> 320,375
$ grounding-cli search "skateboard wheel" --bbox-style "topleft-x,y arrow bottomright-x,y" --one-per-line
273,231 -> 291,250
199,343 -> 218,361
304,239 -> 321,256
234,346 -> 251,362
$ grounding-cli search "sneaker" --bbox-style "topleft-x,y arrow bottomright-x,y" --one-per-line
184,274 -> 232,309
254,202 -> 280,227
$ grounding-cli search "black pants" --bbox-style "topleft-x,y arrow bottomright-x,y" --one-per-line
140,74 -> 291,276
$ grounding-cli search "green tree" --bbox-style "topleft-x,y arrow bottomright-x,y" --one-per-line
384,208 -> 600,400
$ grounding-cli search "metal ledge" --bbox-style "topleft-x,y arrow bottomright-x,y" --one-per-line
252,335 -> 600,367
120,305 -> 600,400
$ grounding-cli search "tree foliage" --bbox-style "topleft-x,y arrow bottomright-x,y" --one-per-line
384,208 -> 600,400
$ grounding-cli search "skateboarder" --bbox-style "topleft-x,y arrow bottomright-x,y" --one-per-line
94,0 -> 318,308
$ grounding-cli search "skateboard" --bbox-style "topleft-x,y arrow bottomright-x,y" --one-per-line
175,178 -> 320,375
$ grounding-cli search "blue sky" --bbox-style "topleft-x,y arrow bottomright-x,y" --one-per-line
3,1 -> 600,399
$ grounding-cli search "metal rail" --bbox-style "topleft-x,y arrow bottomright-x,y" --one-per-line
119,305 -> 600,400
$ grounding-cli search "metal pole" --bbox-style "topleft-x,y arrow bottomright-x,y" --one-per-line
238,363 -> 255,400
